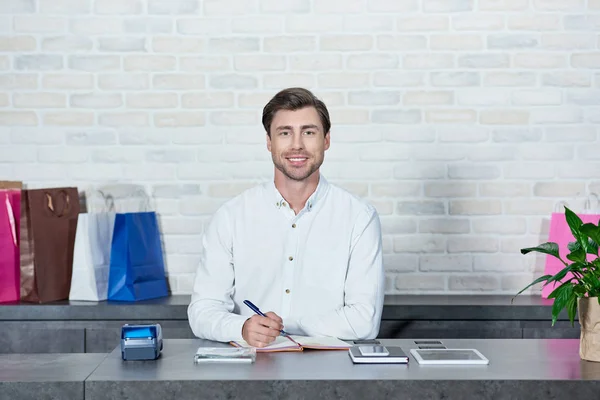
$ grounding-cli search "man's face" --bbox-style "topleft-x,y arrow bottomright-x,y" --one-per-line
267,106 -> 330,182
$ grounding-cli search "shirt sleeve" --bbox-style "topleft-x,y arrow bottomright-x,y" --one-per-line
290,207 -> 385,340
187,206 -> 248,342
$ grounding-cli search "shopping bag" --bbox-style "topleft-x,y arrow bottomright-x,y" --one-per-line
542,196 -> 600,298
0,181 -> 22,303
69,186 -> 148,302
20,187 -> 80,303
107,211 -> 168,302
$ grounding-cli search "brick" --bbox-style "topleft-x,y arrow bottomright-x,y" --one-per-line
155,112 -> 205,127
71,164 -> 124,181
449,164 -> 501,179
372,200 -> 394,216
69,55 -> 120,71
578,145 -> 600,160
397,201 -> 445,215
368,0 -> 418,11
452,15 -> 504,30
336,182 -> 369,198
148,0 -> 199,14
480,110 -> 529,125
394,163 -> 445,179
66,130 -> 117,145
450,200 -> 502,215
376,35 -> 427,51
534,182 -> 586,197
394,235 -> 445,253
43,36 -> 94,53
372,182 -> 421,197
127,93 -> 178,109
564,15 -> 600,31
484,72 -> 536,87
176,18 -> 229,35
210,111 -> 257,126
533,0 -> 585,11
395,274 -> 446,291
502,274 -> 542,292
360,144 -> 409,161
512,89 -> 562,106
383,255 -> 418,272
515,53 -> 567,68
372,109 -> 421,124
587,108 -> 600,123
558,162 -> 600,178
70,93 -> 122,108
317,72 -> 368,88
98,74 -> 149,90
44,112 -> 93,126
15,55 -> 62,70
572,53 -> 600,68
10,128 -> 64,144
505,199 -> 555,215
329,109 -> 369,125
0,56 -> 7,70
154,184 -> 202,198
347,54 -> 398,70
542,34 -> 595,50
98,37 -> 146,52
567,89 -> 600,105
0,145 -> 36,162
120,129 -> 174,144
208,182 -> 253,197
210,74 -> 257,89
430,35 -> 482,50
328,128 -> 381,143
95,0 -> 142,14
234,55 -> 286,71
424,0 -> 473,12
286,15 -> 343,33
591,0 -> 600,8
324,162 -> 393,180
0,0 -> 35,13
437,127 -> 489,143
381,217 -> 417,234
545,126 -> 597,142
479,0 -> 528,10
343,16 -> 394,32
531,108 -> 582,124
209,38 -> 259,53
39,0 -> 91,14
264,73 -> 315,89
425,109 -> 477,123
197,145 -> 261,162
14,93 -> 66,108
449,237 -> 500,253
37,147 -> 88,163
320,92 -> 345,107
508,15 -> 560,31
473,217 -> 527,234
397,16 -> 449,31
374,71 -> 425,87
203,0 -> 257,15
99,112 -> 149,127
0,36 -> 36,51
70,18 -> 123,35
430,72 -> 480,87
124,55 -> 176,71
542,71 -> 591,87
468,145 -> 516,161
124,18 -> 173,34
92,148 -> 145,163
449,275 -> 499,291
0,74 -> 37,90
0,93 -> 7,107
421,255 -> 472,272
261,0 -> 309,13
264,36 -> 315,52
153,74 -> 205,90
492,128 -> 542,142
457,89 -> 509,106
314,0 -> 364,13
0,111 -> 37,126
236,92 -> 273,108
12,164 -> 66,181
404,54 -> 454,69
349,91 -> 400,106
232,17 -> 283,33
458,54 -> 509,68
504,163 -> 555,179
180,56 -> 230,71
488,34 -> 539,49
164,254 -> 201,274
419,218 -> 470,234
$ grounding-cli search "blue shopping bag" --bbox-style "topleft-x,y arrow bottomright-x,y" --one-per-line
107,212 -> 168,301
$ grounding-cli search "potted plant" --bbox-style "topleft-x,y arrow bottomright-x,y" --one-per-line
513,206 -> 600,362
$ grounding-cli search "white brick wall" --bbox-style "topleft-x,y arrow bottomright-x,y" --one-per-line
1,0 -> 598,295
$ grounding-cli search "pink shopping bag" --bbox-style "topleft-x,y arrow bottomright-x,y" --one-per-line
0,183 -> 21,303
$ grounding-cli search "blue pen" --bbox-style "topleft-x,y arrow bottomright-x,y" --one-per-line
243,300 -> 288,336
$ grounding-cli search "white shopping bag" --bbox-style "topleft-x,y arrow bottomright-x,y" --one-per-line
69,185 -> 151,301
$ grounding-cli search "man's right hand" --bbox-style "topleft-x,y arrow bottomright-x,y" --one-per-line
241,312 -> 284,348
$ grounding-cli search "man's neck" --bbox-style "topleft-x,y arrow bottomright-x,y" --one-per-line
274,170 -> 320,215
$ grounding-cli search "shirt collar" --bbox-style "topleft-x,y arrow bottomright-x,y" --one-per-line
272,175 -> 329,212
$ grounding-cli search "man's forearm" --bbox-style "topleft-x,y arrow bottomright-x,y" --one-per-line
188,299 -> 248,342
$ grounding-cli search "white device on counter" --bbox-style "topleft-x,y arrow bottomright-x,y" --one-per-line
410,348 -> 489,365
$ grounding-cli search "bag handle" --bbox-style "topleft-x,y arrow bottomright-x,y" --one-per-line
5,193 -> 17,246
45,190 -> 71,218
584,193 -> 599,211
554,200 -> 568,213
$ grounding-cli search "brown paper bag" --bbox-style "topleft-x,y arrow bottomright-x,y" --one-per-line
20,187 -> 80,303
0,181 -> 22,189
578,297 -> 600,362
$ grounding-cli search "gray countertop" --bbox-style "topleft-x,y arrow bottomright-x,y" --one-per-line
0,294 -> 561,321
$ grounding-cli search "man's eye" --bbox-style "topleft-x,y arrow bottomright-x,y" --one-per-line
280,131 -> 289,136
304,131 -> 315,135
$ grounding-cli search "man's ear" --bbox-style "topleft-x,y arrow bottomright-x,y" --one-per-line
266,133 -> 272,152
324,131 -> 330,151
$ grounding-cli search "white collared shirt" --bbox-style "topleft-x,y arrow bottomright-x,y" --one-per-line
187,175 -> 384,342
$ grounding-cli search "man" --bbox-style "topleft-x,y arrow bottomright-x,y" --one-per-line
188,87 -> 384,347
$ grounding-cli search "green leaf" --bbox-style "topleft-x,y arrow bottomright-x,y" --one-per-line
511,274 -> 553,302
550,283 -> 574,326
568,241 -> 581,252
521,242 -> 560,259
546,264 -> 576,287
565,206 -> 584,240
581,223 -> 600,251
567,247 -> 586,263
566,296 -> 577,327
587,240 -> 599,257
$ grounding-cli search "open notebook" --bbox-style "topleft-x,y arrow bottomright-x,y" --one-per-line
230,335 -> 351,353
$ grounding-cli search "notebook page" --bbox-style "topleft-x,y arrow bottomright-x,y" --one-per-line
231,335 -> 302,352
291,336 -> 351,350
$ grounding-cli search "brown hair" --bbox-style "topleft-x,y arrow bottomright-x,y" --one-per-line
262,88 -> 331,137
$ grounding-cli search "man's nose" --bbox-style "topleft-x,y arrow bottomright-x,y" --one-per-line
291,132 -> 304,149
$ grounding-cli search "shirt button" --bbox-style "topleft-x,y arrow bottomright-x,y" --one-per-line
288,256 -> 294,261
285,289 -> 290,294
292,223 -> 296,228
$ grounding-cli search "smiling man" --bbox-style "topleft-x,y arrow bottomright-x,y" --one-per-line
188,88 -> 384,347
